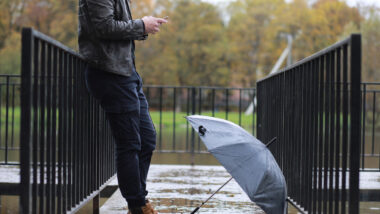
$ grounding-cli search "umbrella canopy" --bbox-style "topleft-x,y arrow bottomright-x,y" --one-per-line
186,115 -> 287,214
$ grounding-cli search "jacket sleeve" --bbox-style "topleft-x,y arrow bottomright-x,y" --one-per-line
86,0 -> 146,40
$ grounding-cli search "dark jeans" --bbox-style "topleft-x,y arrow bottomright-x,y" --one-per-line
84,65 -> 156,208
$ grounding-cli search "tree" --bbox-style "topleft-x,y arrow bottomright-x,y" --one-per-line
134,0 -> 229,86
340,6 -> 380,82
226,0 -> 287,86
0,0 -> 27,49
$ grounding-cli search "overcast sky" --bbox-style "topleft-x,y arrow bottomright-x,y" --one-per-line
203,0 -> 380,7
342,0 -> 380,7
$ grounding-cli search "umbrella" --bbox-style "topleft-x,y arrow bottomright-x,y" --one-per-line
186,115 -> 287,214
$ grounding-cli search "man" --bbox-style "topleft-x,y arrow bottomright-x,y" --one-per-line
78,0 -> 167,213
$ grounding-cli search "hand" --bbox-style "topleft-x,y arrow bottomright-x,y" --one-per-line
141,16 -> 168,34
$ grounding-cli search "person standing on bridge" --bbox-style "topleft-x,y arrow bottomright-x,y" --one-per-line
78,0 -> 167,213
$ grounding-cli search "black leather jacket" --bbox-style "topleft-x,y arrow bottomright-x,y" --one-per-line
78,0 -> 147,76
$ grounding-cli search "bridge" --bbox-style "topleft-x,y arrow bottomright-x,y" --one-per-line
0,28 -> 379,213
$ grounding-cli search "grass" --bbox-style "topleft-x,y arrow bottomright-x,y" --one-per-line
149,111 -> 256,128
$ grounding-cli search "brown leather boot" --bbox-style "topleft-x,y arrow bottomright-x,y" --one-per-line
145,200 -> 158,214
127,200 -> 158,214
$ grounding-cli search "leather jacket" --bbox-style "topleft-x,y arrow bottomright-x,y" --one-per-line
78,0 -> 147,76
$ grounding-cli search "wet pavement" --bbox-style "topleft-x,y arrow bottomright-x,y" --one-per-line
1,164 -> 380,213
100,164 -> 265,214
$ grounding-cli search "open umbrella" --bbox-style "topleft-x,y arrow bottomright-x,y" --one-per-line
186,115 -> 287,214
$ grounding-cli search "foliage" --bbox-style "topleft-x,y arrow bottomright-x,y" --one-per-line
134,0 -> 230,86
340,6 -> 380,82
0,0 -> 378,84
0,31 -> 21,75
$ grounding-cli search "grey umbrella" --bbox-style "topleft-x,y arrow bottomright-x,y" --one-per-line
186,115 -> 287,214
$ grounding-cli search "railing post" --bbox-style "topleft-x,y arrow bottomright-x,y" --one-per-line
20,27 -> 33,214
362,83 -> 367,169
349,34 -> 361,214
191,87 -> 196,165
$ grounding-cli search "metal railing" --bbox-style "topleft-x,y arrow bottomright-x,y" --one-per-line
361,83 -> 380,171
19,27 -> 116,214
2,79 -> 379,166
257,34 -> 362,213
0,74 -> 21,165
144,86 -> 256,153
0,82 -> 257,162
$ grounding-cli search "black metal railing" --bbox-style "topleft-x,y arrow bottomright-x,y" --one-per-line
18,27 -> 116,214
257,34 -> 362,213
361,82 -> 380,171
0,82 -> 256,163
0,74 -> 21,165
2,78 -> 379,166
144,86 -> 256,153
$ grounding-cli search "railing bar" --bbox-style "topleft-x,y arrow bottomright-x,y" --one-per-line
11,84 -> 15,149
85,75 -> 90,197
45,43 -> 52,214
198,88 -> 202,115
298,66 -> 303,204
349,34 -> 361,214
172,88 -> 176,151
341,44 -> 348,214
304,62 -> 311,211
40,40 -> 47,214
20,27 -> 34,214
32,37 -> 40,214
303,64 -> 309,208
238,89 -> 242,126
212,89 -> 215,117
57,49 -> 64,214
252,89 -> 255,136
186,88 -> 190,151
5,76 -> 9,164
52,46 -> 58,214
311,59 -> 318,213
362,84 -> 367,168
80,62 -> 85,201
329,50 -> 336,214
67,54 -> 73,210
0,86 -> 2,153
334,47 -> 342,214
159,88 -> 163,150
191,88 -> 196,164
73,57 -> 79,206
371,92 -> 376,156
62,51 -> 68,214
225,89 -> 228,120
97,100 -> 101,192
323,52 -> 331,214
317,56 -> 324,214
88,94 -> 93,198
198,88 -> 202,152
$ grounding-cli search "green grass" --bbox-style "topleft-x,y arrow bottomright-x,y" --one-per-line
149,111 -> 256,128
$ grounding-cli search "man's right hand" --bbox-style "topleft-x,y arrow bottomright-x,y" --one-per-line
141,16 -> 168,34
